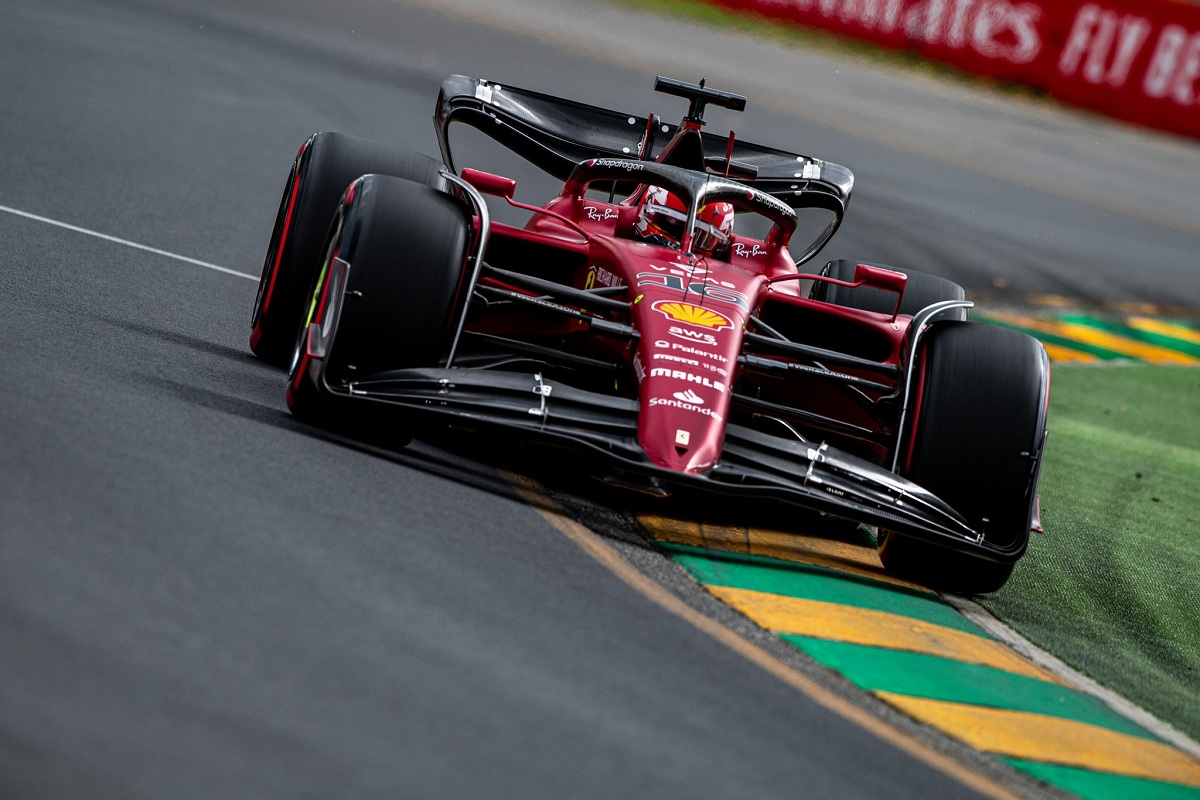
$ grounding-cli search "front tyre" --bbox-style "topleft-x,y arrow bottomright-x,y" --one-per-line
287,174 -> 472,441
879,322 -> 1049,594
250,132 -> 449,366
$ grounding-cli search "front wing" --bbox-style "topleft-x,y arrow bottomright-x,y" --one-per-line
330,367 -> 1024,564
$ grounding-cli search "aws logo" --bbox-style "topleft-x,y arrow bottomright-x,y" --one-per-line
652,301 -> 732,330
667,326 -> 717,347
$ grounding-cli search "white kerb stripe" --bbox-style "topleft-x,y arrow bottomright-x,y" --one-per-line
0,204 -> 257,281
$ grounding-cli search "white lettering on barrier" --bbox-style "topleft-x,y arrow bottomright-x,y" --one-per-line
1106,15 -> 1153,86
763,0 -> 1043,64
1144,25 -> 1184,96
973,1 -> 1042,64
901,0 -> 1042,63
1059,4 -> 1152,87
734,0 -> 1200,136
1144,24 -> 1200,104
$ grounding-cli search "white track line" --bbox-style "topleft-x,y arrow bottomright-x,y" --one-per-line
0,204 -> 257,281
944,593 -> 1200,759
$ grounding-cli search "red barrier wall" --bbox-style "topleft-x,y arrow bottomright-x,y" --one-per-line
703,0 -> 1200,140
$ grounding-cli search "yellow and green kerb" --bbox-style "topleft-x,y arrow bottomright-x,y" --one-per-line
638,516 -> 1200,799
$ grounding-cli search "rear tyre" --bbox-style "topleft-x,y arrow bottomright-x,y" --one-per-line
287,174 -> 472,443
878,322 -> 1048,594
250,132 -> 449,366
810,259 -> 967,320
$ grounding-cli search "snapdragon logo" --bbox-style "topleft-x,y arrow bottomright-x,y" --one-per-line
590,159 -> 644,172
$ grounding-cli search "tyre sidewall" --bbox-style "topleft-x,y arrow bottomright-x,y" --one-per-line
323,175 -> 472,380
880,322 -> 1049,592
251,133 -> 449,365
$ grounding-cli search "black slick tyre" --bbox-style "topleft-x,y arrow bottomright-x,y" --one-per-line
878,322 -> 1049,594
811,259 -> 967,320
250,132 -> 449,366
287,174 -> 472,441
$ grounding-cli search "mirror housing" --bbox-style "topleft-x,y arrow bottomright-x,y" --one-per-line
854,264 -> 907,320
461,168 -> 516,199
854,263 -> 907,294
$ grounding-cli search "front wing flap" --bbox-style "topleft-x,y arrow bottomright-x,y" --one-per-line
336,367 -> 1014,562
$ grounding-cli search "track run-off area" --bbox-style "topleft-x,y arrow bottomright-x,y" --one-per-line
3,0 -> 1199,798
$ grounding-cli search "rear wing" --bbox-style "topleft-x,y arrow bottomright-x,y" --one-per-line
434,74 -> 853,212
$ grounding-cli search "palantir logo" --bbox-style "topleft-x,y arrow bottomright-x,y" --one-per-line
673,389 -> 705,405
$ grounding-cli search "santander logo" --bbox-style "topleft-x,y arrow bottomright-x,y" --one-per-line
673,389 -> 705,405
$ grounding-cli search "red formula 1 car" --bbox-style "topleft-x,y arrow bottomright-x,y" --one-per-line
249,75 -> 1049,594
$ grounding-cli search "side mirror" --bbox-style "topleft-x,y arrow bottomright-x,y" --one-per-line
853,263 -> 907,294
461,168 -> 516,199
854,264 -> 907,320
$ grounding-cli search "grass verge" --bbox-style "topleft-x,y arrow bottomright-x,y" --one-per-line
978,364 -> 1200,742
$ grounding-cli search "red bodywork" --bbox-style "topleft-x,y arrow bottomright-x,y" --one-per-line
463,166 -> 912,478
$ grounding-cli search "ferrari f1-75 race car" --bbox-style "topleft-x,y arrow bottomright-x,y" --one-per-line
248,75 -> 1049,594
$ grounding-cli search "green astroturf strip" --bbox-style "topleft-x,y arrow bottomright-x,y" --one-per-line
980,316 -> 1129,360
1001,759 -> 1200,800
784,636 -> 1160,741
1059,314 -> 1200,359
980,365 -> 1200,743
663,543 -> 981,635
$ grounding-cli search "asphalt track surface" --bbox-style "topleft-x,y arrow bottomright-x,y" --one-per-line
1,0 -> 1197,798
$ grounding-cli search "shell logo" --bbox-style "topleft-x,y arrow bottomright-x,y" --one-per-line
652,301 -> 732,330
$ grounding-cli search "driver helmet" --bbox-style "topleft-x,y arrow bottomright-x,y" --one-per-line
634,185 -> 733,255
